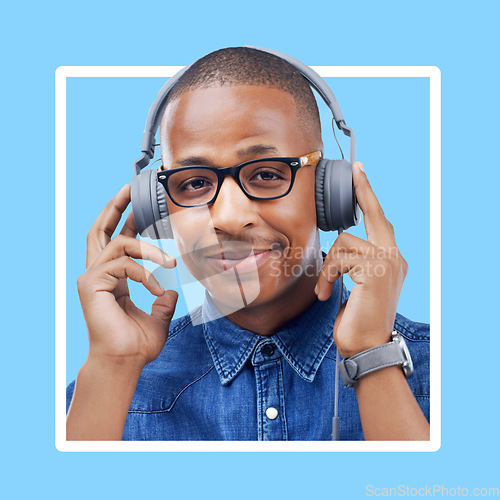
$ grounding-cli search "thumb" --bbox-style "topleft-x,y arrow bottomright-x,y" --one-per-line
150,289 -> 179,327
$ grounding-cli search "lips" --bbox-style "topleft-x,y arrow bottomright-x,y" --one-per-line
206,248 -> 269,260
205,248 -> 275,273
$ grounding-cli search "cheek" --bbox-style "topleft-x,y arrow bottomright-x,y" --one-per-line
263,178 -> 318,249
166,204 -> 215,282
166,202 -> 212,252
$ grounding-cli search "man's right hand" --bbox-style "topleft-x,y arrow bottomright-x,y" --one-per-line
67,184 -> 177,441
77,183 -> 178,369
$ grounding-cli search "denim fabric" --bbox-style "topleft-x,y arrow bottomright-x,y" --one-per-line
66,279 -> 430,441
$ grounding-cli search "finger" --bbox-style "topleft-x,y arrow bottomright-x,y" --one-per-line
352,162 -> 396,248
89,234 -> 176,270
85,256 -> 165,297
86,184 -> 131,269
114,196 -> 137,303
119,209 -> 138,238
151,289 -> 179,326
325,231 -> 376,256
316,252 -> 369,301
315,233 -> 375,301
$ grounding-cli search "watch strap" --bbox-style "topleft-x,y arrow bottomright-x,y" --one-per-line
339,333 -> 409,387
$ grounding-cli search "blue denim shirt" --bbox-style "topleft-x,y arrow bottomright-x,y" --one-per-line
66,280 -> 430,440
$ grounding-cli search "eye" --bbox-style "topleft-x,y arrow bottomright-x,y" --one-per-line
180,178 -> 213,191
255,171 -> 278,181
249,169 -> 286,182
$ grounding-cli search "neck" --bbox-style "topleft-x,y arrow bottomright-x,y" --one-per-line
212,253 -> 323,336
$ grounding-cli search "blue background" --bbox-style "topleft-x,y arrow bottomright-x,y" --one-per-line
1,1 -> 498,499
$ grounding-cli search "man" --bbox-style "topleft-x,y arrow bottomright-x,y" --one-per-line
66,47 -> 430,441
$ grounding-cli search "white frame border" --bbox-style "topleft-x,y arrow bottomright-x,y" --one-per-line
55,65 -> 441,452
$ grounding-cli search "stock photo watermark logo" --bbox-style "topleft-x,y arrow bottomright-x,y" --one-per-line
268,242 -> 403,279
366,485 -> 499,497
140,210 -> 263,324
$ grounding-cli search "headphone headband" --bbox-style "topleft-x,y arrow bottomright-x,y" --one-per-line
134,46 -> 356,175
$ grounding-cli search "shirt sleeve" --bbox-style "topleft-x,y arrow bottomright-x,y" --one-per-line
66,380 -> 76,415
394,314 -> 430,423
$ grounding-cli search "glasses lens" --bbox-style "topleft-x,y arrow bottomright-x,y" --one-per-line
167,168 -> 218,206
240,161 -> 292,199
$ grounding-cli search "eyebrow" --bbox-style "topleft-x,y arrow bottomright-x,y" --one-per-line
175,144 -> 279,167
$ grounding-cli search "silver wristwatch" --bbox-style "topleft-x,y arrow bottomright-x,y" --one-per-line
339,331 -> 414,388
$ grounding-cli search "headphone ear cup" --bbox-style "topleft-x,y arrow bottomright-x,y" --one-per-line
315,159 -> 330,231
154,173 -> 174,239
315,159 -> 360,232
131,170 -> 174,239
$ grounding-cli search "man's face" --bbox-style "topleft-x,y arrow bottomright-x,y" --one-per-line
160,85 -> 323,311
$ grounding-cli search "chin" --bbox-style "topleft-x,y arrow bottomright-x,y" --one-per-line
210,273 -> 305,314
201,268 -> 262,314
189,252 -> 316,314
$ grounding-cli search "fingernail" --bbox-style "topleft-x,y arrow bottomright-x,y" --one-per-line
355,162 -> 364,172
117,184 -> 127,195
314,284 -> 319,295
163,256 -> 176,267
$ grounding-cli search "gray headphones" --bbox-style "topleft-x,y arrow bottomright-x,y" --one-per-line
131,47 -> 360,239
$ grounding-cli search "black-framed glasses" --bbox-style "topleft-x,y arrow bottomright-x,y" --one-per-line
157,151 -> 322,208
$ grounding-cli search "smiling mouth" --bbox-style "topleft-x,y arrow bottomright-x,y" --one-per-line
205,248 -> 276,273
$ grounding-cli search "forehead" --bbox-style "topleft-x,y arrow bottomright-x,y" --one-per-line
160,85 -> 311,164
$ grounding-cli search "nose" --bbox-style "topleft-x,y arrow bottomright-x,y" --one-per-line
210,176 -> 259,234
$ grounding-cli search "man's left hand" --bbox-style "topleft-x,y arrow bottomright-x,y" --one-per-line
315,161 -> 408,359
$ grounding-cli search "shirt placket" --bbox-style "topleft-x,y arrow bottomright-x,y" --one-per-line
252,341 -> 288,441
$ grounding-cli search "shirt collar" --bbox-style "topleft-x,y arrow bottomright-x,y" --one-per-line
202,280 -> 343,386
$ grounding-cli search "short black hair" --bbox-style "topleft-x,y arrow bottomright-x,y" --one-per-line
161,47 -> 322,144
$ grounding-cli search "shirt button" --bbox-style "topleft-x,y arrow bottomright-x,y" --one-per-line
261,343 -> 275,357
266,407 -> 279,420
